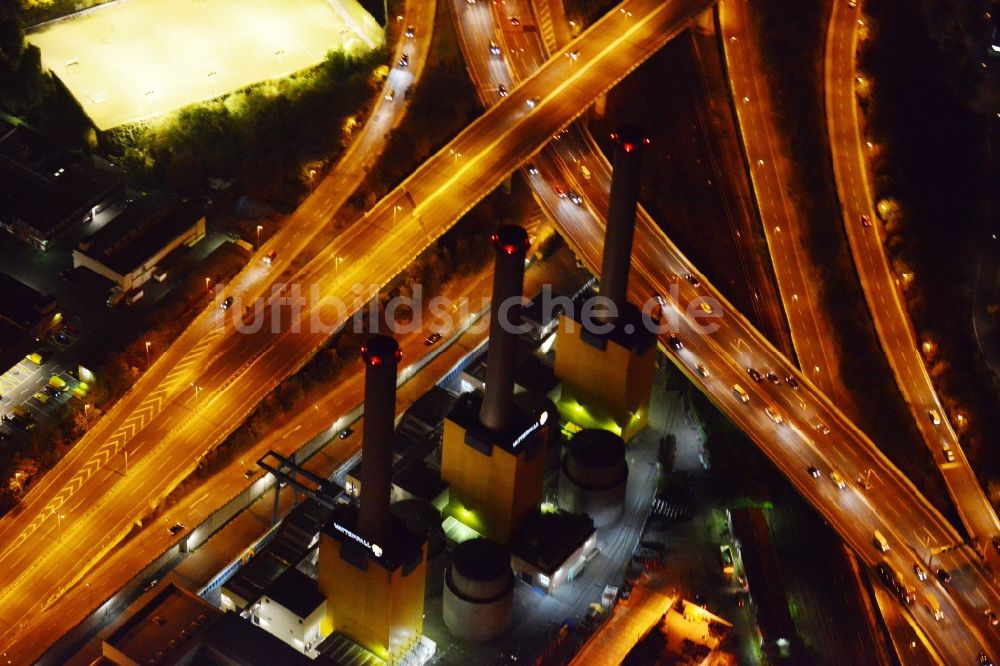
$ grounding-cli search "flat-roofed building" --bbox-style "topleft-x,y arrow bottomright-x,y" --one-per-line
0,118 -> 124,250
0,271 -> 60,344
73,191 -> 206,293
251,568 -> 327,654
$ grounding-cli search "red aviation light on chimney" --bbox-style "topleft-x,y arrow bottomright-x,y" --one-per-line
490,226 -> 530,256
361,337 -> 403,367
611,126 -> 649,153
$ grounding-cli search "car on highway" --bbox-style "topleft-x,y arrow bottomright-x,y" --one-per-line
398,53 -> 409,68
526,96 -> 541,108
384,88 -> 395,101
765,406 -> 783,425
497,83 -> 507,97
979,651 -> 994,666
815,423 -> 831,435
927,409 -> 942,426
405,24 -> 415,38
263,250 -> 278,264
746,367 -> 763,383
568,191 -> 583,205
860,214 -> 872,228
913,563 -> 928,580
873,530 -> 890,552
941,441 -> 955,462
684,273 -> 701,287
489,40 -> 501,56
696,301 -> 713,314
830,470 -> 847,489
785,376 -> 800,390
935,568 -> 951,584
667,334 -> 683,351
554,184 -> 568,198
986,609 -> 999,627
526,163 -> 539,175
765,371 -> 779,384
425,332 -> 443,346
856,474 -> 873,490
168,522 -> 185,536
732,384 -> 750,403
509,16 -> 520,26
338,427 -> 353,440
807,465 -> 821,479
221,296 -> 234,310
696,364 -> 709,378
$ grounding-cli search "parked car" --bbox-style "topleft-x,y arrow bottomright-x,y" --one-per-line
168,522 -> 185,535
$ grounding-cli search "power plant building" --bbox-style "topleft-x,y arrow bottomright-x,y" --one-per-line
317,335 -> 428,663
555,126 -> 656,441
441,226 -> 549,542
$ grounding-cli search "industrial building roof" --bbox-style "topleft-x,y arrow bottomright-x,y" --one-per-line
0,119 -> 124,238
0,271 -> 57,331
78,191 -> 202,275
508,510 -> 595,575
323,503 -> 425,574
104,583 -> 219,665
729,507 -> 796,643
201,612 -> 331,665
264,567 -> 325,619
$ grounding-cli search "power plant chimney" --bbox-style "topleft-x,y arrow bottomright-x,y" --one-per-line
598,125 -> 649,320
358,335 -> 401,548
479,225 -> 530,431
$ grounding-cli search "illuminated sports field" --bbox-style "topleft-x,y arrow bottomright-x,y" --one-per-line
27,0 -> 384,130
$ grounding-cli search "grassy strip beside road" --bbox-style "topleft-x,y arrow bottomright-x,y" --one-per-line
745,0 -> 954,521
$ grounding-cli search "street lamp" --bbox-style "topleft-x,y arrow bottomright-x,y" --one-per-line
256,224 -> 263,248
205,277 -> 212,295
145,341 -> 151,368
55,511 -> 64,541
393,204 -> 403,225
191,383 -> 202,406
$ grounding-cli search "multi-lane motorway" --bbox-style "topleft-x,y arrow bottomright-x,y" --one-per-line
451,0 -> 1000,661
1,0 -> 997,662
0,1 -> 712,661
825,0 -> 1000,562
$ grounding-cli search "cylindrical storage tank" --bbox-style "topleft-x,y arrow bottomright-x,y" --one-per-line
392,498 -> 447,596
559,429 -> 628,527
443,538 -> 514,641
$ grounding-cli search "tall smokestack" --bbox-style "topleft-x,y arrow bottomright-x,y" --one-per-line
598,125 -> 649,320
479,225 -> 530,431
358,335 -> 401,548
